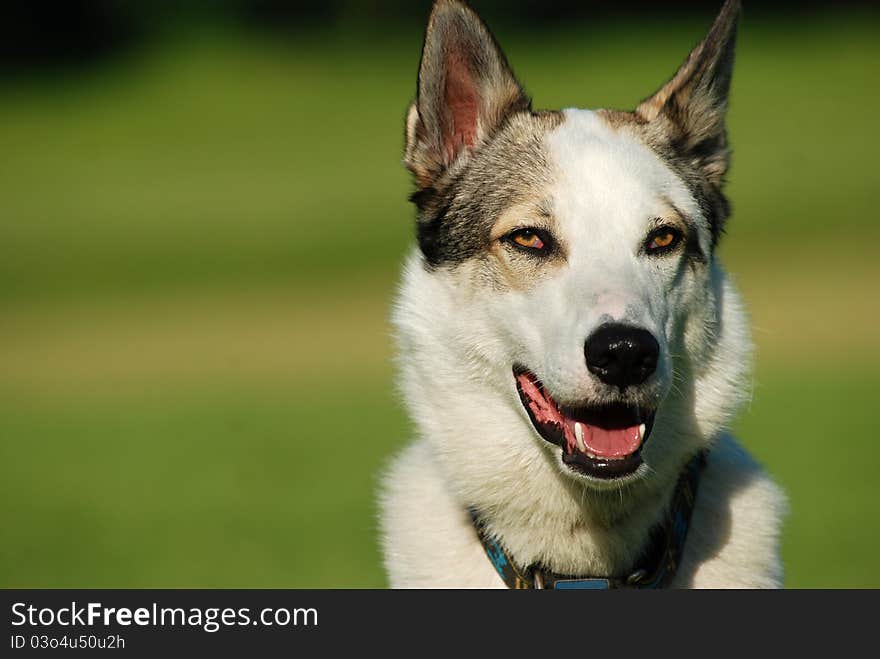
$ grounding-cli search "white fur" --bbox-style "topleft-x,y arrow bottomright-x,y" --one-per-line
379,110 -> 786,588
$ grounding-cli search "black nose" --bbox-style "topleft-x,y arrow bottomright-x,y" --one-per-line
585,323 -> 660,390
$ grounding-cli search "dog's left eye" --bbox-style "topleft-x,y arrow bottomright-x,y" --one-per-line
644,227 -> 683,255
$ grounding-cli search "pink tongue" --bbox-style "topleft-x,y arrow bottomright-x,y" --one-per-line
580,424 -> 642,458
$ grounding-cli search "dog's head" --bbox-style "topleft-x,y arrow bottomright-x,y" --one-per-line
396,0 -> 750,492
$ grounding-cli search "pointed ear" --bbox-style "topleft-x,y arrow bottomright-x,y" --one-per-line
405,0 -> 530,189
636,0 -> 741,186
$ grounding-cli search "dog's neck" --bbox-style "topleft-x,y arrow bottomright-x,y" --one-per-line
463,455 -> 684,578
469,452 -> 705,588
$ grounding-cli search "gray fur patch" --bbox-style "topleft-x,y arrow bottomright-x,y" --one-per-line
414,110 -> 562,267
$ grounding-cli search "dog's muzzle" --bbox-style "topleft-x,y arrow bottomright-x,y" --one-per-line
514,367 -> 656,480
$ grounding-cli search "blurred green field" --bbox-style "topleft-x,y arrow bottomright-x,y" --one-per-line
2,10 -> 879,587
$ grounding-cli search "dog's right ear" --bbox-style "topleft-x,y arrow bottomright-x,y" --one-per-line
405,0 -> 530,189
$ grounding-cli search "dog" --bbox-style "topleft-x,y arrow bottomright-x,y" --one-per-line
379,0 -> 785,588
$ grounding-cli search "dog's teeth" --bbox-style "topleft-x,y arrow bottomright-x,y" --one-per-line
639,423 -> 646,440
575,422 -> 586,452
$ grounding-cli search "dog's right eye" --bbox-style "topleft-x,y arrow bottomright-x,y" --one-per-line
505,228 -> 553,254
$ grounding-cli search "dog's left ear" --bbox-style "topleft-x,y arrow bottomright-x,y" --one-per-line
405,0 -> 530,189
636,0 -> 740,189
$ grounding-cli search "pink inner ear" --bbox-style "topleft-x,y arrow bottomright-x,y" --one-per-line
443,50 -> 480,165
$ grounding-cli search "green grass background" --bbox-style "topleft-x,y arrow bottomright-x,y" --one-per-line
2,9 -> 878,587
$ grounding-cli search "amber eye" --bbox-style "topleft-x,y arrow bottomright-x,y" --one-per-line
645,227 -> 682,254
514,231 -> 544,249
508,229 -> 548,252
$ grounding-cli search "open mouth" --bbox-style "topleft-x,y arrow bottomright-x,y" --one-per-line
514,367 -> 655,480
